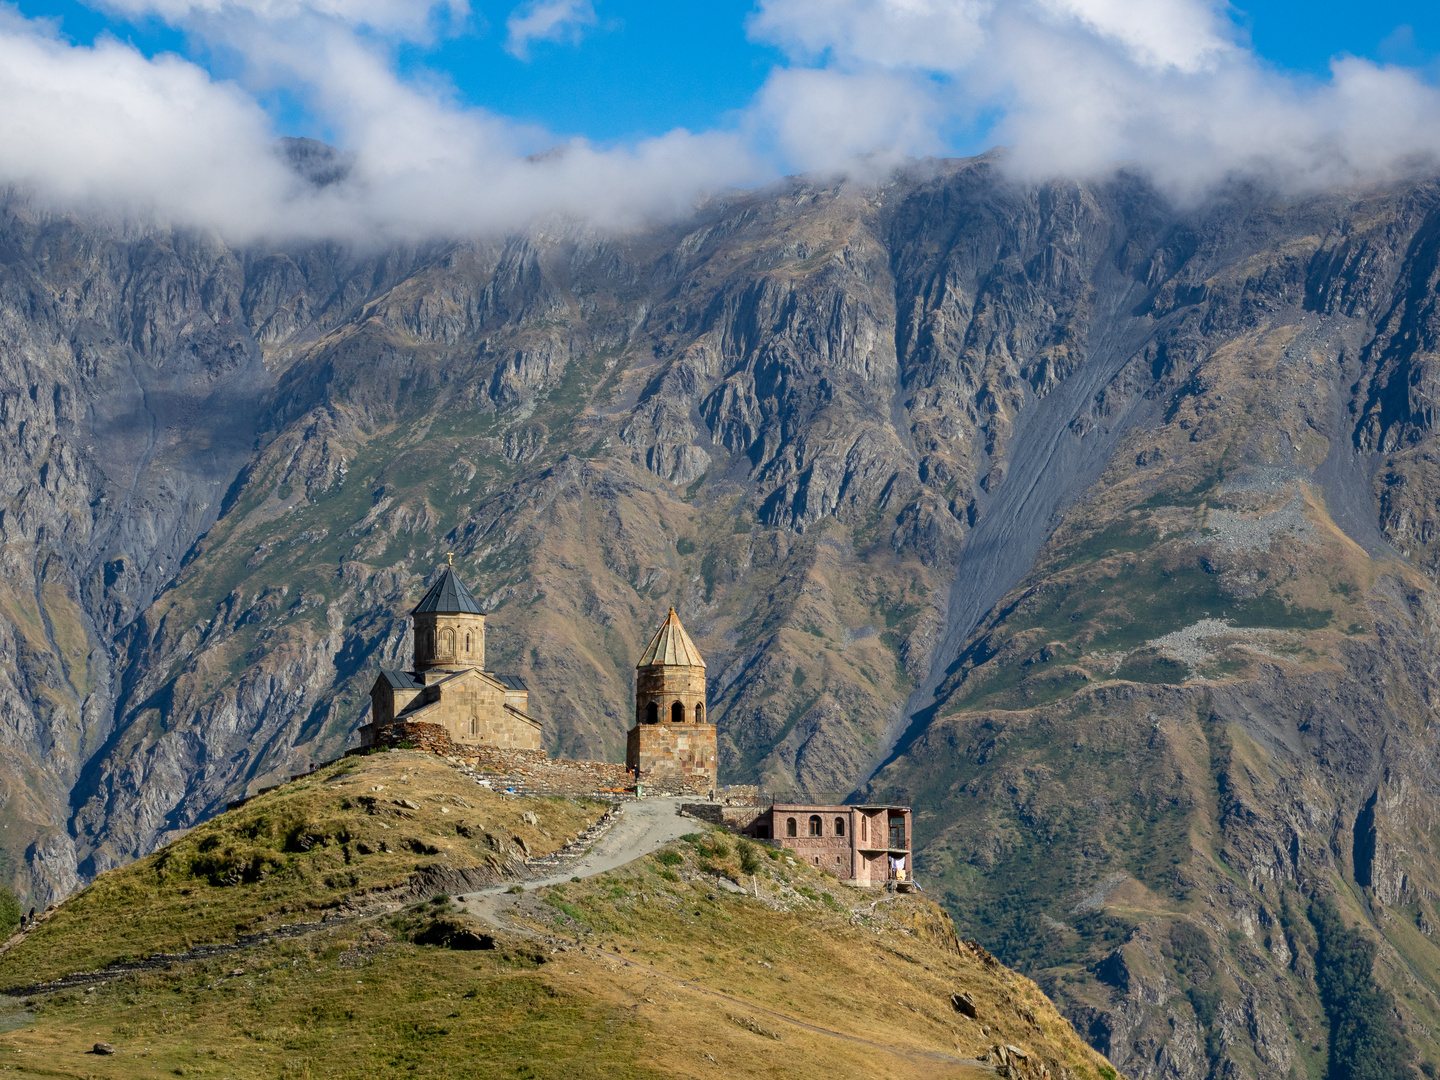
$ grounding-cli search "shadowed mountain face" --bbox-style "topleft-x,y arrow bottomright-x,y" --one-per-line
7,156 -> 1440,1076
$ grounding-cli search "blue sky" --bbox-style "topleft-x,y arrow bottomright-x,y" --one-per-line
13,0 -> 1440,149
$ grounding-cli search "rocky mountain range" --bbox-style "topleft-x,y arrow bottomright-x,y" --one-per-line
6,152 -> 1440,1078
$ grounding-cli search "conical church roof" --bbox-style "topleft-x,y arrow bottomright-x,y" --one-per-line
410,567 -> 485,615
637,607 -> 705,668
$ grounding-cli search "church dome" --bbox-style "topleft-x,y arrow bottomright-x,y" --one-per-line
410,567 -> 485,615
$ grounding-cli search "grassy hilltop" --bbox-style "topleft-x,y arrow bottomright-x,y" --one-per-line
0,752 -> 1118,1080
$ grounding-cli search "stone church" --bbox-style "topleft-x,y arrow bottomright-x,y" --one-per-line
361,567 -> 717,791
360,566 -> 542,751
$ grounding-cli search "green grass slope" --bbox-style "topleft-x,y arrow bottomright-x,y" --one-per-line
0,752 -> 605,989
0,755 -> 1118,1080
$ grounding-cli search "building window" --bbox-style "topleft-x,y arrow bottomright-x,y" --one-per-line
469,716 -> 477,736
861,817 -> 868,842
889,816 -> 905,848
834,817 -> 845,836
809,815 -> 822,837
465,632 -> 471,653
786,818 -> 797,837
440,627 -> 454,655
695,702 -> 705,723
671,701 -> 685,723
645,702 -> 658,724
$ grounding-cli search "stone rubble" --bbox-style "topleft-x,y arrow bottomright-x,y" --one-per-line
1145,619 -> 1298,668
1196,492 -> 1317,554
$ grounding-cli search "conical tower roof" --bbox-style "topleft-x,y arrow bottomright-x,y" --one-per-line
637,607 -> 705,668
410,566 -> 485,615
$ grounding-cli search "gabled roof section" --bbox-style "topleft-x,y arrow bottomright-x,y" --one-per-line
410,567 -> 485,615
378,668 -> 422,690
503,703 -> 542,729
493,674 -> 528,692
637,607 -> 705,669
424,668 -> 511,692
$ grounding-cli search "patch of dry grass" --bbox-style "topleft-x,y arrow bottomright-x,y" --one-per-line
506,827 -> 1113,1080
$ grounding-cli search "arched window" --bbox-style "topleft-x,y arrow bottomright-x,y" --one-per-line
465,632 -> 471,653
695,702 -> 705,723
671,701 -> 685,723
835,817 -> 845,837
645,702 -> 658,724
786,818 -> 797,837
861,817 -> 868,842
469,716 -> 477,736
440,627 -> 454,655
809,815 -> 822,837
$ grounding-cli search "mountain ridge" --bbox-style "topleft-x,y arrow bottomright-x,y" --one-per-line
6,157 -> 1440,1077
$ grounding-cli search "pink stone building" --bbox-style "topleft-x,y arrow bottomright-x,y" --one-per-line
739,803 -> 914,888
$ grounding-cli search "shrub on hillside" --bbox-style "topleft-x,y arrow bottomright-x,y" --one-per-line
0,887 -> 19,936
738,841 -> 761,875
1309,894 -> 1414,1080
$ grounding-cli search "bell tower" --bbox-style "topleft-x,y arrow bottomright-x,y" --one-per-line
627,607 -> 716,792
411,564 -> 486,680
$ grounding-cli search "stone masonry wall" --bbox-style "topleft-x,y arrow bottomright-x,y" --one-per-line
462,748 -> 631,798
403,670 -> 543,752
680,804 -> 767,831
364,727 -> 714,799
626,724 -> 718,791
373,721 -> 454,755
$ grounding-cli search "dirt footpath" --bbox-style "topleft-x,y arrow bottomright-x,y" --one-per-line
462,796 -> 697,927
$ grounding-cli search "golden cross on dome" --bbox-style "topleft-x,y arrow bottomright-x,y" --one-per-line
446,552 -> 454,566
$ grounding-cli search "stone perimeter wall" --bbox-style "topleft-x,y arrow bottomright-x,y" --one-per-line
372,721 -> 455,755
681,805 -> 767,831
368,722 -> 713,798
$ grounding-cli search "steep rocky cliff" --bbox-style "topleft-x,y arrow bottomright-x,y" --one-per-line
6,156 -> 1440,1076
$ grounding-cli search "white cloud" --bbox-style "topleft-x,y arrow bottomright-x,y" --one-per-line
749,0 -> 1440,195
0,3 -> 761,242
504,0 -> 594,60
0,9 -> 297,231
749,0 -> 991,71
752,67 -> 943,174
0,0 -> 1437,243
1034,0 -> 1232,73
95,0 -> 464,38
